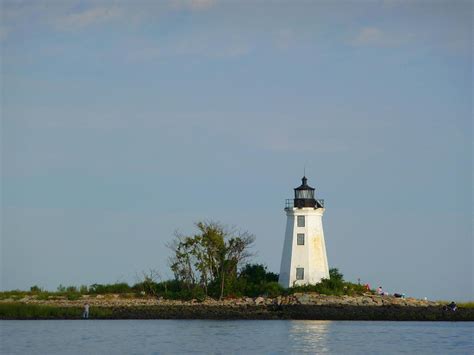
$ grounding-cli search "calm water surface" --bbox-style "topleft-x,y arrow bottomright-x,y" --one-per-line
1,320 -> 472,354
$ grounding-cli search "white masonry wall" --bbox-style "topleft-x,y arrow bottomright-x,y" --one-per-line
278,207 -> 329,288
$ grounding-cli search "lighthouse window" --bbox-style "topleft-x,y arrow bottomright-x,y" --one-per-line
296,190 -> 314,199
297,233 -> 305,245
296,268 -> 304,280
297,216 -> 305,227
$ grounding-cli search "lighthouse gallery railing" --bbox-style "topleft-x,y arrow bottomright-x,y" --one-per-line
285,199 -> 324,209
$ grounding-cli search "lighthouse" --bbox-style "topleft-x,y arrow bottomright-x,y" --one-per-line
278,176 -> 330,288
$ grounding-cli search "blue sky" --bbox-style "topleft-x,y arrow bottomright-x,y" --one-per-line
1,0 -> 472,301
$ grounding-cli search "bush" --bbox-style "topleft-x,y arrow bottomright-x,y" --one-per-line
239,264 -> 278,284
174,287 -> 207,301
0,291 -> 27,300
139,280 -> 208,301
89,283 -> 132,294
36,293 -> 51,300
66,292 -> 81,301
288,268 -> 367,296
262,282 -> 284,297
137,263 -> 283,299
30,285 -> 42,293
237,264 -> 281,297
329,268 -> 344,282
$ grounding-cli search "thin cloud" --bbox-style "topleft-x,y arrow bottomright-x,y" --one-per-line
126,34 -> 251,62
350,26 -> 412,47
178,37 -> 251,58
352,27 -> 384,46
171,0 -> 217,11
1,0 -> 216,36
53,6 -> 122,31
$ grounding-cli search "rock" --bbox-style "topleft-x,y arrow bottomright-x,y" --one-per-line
295,294 -> 312,304
254,297 -> 265,305
273,296 -> 282,306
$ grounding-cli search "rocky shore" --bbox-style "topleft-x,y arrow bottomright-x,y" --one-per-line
1,293 -> 472,321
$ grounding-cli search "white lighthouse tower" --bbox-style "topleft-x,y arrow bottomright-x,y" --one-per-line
278,176 -> 330,288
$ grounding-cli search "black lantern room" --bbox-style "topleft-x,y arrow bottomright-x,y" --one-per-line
294,176 -> 323,208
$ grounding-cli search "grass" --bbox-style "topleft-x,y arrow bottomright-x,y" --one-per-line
0,303 -> 114,319
0,303 -> 82,319
437,301 -> 474,308
0,291 -> 28,300
0,290 -> 88,302
2,301 -> 473,321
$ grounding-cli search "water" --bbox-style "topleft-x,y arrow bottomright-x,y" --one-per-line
1,320 -> 472,354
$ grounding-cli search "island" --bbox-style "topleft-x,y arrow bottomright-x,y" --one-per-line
2,291 -> 473,321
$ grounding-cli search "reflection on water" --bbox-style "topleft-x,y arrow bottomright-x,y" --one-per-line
1,320 -> 473,354
288,320 -> 330,353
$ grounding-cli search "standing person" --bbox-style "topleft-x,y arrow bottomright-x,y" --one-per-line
377,286 -> 384,295
83,303 -> 90,319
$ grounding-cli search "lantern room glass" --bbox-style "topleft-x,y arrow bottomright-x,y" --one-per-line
295,189 -> 314,199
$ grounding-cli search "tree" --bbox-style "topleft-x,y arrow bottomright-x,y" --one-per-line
329,268 -> 344,281
30,285 -> 42,293
136,269 -> 162,296
239,264 -> 278,284
238,264 -> 280,297
168,221 -> 255,299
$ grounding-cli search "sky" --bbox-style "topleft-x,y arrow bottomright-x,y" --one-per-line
1,0 -> 472,301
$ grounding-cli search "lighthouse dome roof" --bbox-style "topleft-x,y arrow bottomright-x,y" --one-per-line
294,176 -> 315,191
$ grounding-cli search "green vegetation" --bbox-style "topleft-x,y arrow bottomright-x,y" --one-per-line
437,301 -> 474,309
0,303 -> 81,319
3,302 -> 473,321
0,221 -> 370,302
0,265 -> 365,303
288,268 -> 367,296
162,221 -> 366,299
0,303 -> 113,319
88,283 -> 132,294
237,263 -> 280,297
30,285 -> 42,293
168,221 -> 256,299
2,219 -> 473,322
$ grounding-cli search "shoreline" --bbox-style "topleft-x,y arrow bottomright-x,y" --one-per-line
1,304 -> 472,321
1,294 -> 473,321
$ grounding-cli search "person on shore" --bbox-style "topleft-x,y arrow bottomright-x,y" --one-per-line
83,303 -> 90,319
377,286 -> 384,295
446,302 -> 457,312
